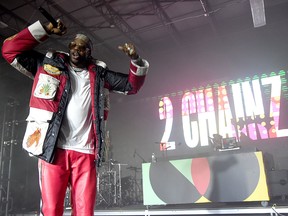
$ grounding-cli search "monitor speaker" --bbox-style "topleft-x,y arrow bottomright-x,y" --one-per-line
267,170 -> 288,199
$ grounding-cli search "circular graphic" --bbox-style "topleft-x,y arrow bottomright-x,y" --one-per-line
191,157 -> 211,195
204,153 -> 260,202
149,161 -> 201,204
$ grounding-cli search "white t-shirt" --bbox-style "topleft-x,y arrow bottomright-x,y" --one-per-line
57,65 -> 94,154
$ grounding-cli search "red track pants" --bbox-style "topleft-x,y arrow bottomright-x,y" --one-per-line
38,148 -> 97,216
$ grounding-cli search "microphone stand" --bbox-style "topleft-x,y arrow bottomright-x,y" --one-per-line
134,150 -> 146,163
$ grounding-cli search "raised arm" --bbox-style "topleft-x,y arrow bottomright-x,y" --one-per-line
1,20 -> 66,79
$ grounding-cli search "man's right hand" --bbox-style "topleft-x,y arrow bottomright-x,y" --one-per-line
44,19 -> 67,36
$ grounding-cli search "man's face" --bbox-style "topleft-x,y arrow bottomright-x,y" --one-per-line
68,38 -> 90,67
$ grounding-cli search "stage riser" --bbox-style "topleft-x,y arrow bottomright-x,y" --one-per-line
13,206 -> 288,216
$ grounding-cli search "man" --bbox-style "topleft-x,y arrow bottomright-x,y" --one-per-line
2,19 -> 149,216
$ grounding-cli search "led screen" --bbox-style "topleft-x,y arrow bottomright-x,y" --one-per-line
157,70 -> 288,152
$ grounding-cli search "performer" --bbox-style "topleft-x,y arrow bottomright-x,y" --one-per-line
2,19 -> 149,216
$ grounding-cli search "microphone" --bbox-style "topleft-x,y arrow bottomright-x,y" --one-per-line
38,7 -> 58,27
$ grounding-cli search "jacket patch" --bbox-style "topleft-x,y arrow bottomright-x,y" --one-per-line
34,73 -> 60,100
22,121 -> 49,156
44,64 -> 62,75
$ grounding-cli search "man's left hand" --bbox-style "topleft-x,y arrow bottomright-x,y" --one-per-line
118,43 -> 139,60
44,19 -> 67,36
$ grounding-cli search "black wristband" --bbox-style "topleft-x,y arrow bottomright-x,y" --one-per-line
131,53 -> 139,60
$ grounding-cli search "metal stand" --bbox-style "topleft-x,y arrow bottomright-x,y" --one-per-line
96,160 -> 146,207
96,161 -> 118,207
96,172 -> 109,206
0,100 -> 19,216
126,166 -> 142,204
64,187 -> 72,210
111,161 -> 127,206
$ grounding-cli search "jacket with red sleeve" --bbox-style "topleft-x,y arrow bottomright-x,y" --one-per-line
2,21 -> 149,166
